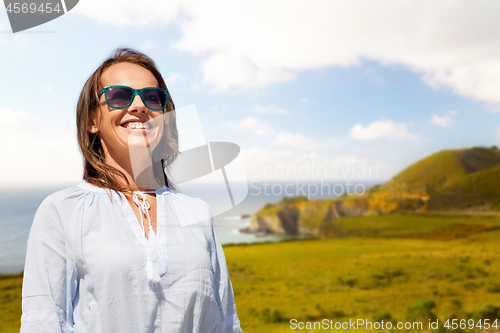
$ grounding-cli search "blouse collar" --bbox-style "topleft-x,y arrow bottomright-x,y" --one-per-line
77,180 -> 171,195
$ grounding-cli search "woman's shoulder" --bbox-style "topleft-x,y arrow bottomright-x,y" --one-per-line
34,182 -> 108,225
39,182 -> 93,208
30,183 -> 91,233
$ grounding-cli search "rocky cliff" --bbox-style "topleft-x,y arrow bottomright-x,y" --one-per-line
244,191 -> 428,236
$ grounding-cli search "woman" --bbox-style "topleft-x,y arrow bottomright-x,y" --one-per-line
20,48 -> 242,333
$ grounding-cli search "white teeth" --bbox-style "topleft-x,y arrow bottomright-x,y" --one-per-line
125,122 -> 146,129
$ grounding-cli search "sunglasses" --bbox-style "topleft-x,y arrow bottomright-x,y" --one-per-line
98,85 -> 168,111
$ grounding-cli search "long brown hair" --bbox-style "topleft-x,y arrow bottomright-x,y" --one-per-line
76,48 -> 179,192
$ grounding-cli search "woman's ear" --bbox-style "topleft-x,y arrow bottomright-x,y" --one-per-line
89,110 -> 101,133
88,122 -> 98,133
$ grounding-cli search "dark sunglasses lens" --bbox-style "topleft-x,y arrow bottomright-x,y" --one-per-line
142,89 -> 166,110
106,87 -> 133,108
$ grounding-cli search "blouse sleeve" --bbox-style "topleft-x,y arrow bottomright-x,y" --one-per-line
20,196 -> 78,333
210,214 -> 243,333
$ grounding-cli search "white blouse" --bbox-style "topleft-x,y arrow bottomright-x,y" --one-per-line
20,181 -> 242,333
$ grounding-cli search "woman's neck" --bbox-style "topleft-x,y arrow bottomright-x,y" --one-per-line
103,147 -> 162,192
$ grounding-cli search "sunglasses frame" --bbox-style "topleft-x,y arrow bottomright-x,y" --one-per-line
98,85 -> 168,111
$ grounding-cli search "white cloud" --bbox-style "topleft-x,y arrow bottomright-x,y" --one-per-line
75,0 -> 183,27
272,132 -> 344,150
0,108 -> 82,188
42,85 -> 53,93
225,117 -> 343,149
0,22 -> 28,48
448,110 -> 459,116
429,114 -> 454,128
75,1 -> 500,105
139,40 -> 155,52
349,120 -> 419,141
165,72 -> 186,85
242,146 -> 368,181
199,51 -> 295,91
363,68 -> 387,86
252,105 -> 289,115
1,108 -> 44,135
224,117 -> 276,137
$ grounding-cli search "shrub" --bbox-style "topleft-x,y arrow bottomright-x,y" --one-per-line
338,277 -> 358,287
281,196 -> 308,204
472,305 -> 500,321
406,300 -> 438,322
261,203 -> 278,214
486,283 -> 500,293
373,311 -> 393,323
260,308 -> 286,323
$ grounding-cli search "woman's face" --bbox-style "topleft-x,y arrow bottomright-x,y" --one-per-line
90,62 -> 165,162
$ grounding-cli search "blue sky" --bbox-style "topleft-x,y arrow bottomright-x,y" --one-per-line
1,1 -> 500,189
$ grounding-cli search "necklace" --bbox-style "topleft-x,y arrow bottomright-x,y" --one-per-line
129,190 -> 157,245
124,189 -> 163,295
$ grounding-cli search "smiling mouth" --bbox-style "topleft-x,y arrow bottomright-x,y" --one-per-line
121,122 -> 152,130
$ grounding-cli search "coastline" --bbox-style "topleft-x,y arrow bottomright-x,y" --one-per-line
0,181 -> 374,275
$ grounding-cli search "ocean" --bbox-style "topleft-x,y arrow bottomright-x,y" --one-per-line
0,180 -> 375,273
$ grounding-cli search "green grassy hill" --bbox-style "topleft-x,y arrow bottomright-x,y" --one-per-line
428,165 -> 500,211
377,147 -> 500,195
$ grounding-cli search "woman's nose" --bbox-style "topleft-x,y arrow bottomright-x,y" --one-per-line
129,94 -> 147,113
